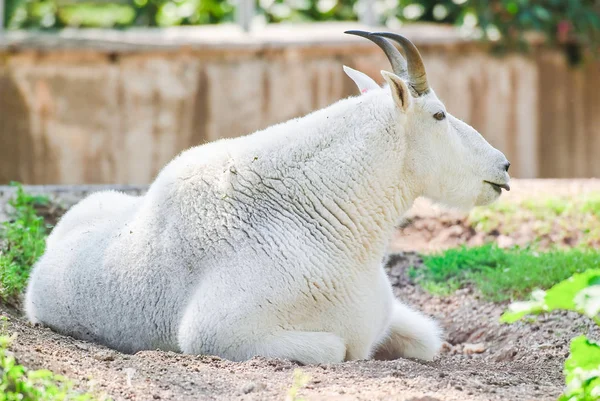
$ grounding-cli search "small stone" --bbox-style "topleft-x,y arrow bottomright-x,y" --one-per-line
497,235 -> 514,249
93,351 -> 116,361
240,382 -> 256,394
75,343 -> 91,351
124,368 -> 136,387
440,342 -> 453,353
390,266 -> 403,277
466,328 -> 487,343
463,343 -> 486,355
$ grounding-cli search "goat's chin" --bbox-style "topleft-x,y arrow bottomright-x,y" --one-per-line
474,184 -> 502,206
423,195 -> 477,214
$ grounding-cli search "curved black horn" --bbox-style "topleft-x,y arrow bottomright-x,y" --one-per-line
371,32 -> 430,95
344,30 -> 407,78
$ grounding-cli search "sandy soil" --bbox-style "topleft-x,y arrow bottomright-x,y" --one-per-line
1,179 -> 599,401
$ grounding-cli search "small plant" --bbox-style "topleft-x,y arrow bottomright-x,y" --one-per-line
0,316 -> 9,336
286,369 -> 311,401
0,335 -> 103,401
501,270 -> 600,401
0,182 -> 49,304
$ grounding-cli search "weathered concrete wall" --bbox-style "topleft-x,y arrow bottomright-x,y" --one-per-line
0,23 -> 598,184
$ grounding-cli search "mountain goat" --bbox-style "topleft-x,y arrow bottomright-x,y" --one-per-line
25,31 -> 511,364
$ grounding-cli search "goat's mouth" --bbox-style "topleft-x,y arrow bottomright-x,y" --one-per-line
485,181 -> 511,193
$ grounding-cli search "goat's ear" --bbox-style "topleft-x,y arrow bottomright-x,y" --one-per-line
343,65 -> 379,94
381,70 -> 411,112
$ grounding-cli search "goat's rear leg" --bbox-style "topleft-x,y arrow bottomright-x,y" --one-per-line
178,313 -> 346,365
255,330 -> 347,365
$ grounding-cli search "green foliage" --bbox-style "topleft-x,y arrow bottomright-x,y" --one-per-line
4,0 -> 236,28
463,0 -> 600,61
0,335 -> 103,401
0,182 -> 49,304
3,0 -> 599,60
411,244 -> 600,301
469,192 -> 600,249
501,271 -> 600,401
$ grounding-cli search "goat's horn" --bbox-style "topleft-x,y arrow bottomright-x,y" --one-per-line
370,32 -> 430,96
344,30 -> 407,78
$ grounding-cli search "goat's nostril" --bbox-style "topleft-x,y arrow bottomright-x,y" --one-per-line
504,162 -> 511,172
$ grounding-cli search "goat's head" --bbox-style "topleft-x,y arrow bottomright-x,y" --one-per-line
345,30 -> 510,210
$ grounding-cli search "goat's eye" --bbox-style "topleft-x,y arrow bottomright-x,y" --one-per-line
433,111 -> 446,121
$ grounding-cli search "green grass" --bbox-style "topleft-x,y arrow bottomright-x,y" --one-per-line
411,244 -> 600,302
0,183 -> 49,304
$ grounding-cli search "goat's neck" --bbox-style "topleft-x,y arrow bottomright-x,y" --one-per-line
261,94 -> 421,262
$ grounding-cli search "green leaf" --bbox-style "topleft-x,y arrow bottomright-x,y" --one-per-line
501,270 -> 600,324
533,6 -> 551,22
545,270 -> 600,310
566,336 -> 600,374
500,289 -> 547,323
563,336 -> 600,400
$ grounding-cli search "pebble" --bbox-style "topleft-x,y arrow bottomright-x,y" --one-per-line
93,350 -> 116,361
497,234 -> 515,248
75,343 -> 91,351
463,343 -> 486,355
240,382 -> 255,394
240,381 -> 265,394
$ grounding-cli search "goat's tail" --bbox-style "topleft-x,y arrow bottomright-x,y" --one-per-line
374,301 -> 443,361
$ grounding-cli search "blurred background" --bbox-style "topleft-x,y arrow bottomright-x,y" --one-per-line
0,0 -> 599,184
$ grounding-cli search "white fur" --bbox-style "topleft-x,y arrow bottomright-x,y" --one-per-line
25,61 -> 510,364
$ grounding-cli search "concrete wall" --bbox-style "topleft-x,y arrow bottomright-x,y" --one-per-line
1,23 -> 598,184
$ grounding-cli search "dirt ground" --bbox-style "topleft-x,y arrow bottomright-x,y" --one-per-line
1,180 -> 600,401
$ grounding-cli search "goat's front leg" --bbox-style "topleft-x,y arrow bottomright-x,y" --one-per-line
373,300 -> 443,361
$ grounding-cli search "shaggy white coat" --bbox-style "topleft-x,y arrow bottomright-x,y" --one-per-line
25,67 -> 510,364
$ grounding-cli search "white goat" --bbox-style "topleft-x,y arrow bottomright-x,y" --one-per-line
25,31 -> 510,364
